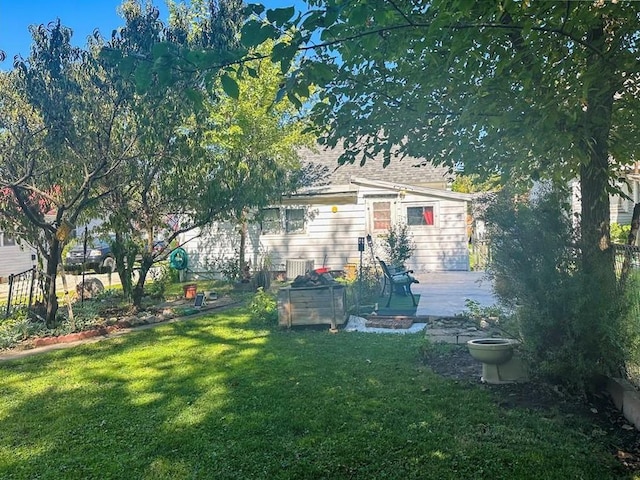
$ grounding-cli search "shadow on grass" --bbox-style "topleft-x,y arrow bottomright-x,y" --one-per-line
0,309 -> 633,479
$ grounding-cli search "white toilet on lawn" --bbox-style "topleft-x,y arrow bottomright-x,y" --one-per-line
466,338 -> 528,384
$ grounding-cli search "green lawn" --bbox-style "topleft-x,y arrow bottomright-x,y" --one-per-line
0,309 -> 634,479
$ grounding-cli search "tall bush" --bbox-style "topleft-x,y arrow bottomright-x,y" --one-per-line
620,271 -> 640,386
382,223 -> 415,267
483,186 -> 632,392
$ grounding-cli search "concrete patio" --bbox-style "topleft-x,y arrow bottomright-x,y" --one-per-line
414,271 -> 496,317
345,270 -> 498,334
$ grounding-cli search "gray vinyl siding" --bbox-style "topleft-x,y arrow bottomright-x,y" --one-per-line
380,192 -> 469,272
610,180 -> 634,225
181,204 -> 367,275
406,201 -> 469,272
571,178 -> 637,228
257,192 -> 469,273
0,242 -> 37,279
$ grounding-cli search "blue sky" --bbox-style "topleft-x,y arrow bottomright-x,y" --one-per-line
0,0 -> 302,69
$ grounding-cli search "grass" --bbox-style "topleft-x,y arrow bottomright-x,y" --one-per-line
0,308 -> 634,479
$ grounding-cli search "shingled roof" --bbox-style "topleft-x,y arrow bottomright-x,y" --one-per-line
299,146 -> 453,189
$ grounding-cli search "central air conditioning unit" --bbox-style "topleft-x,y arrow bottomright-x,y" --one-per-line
286,259 -> 314,280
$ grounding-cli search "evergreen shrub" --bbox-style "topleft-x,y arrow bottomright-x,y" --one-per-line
483,186 -> 634,392
381,223 -> 415,267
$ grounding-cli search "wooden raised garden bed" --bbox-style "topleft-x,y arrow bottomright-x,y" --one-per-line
277,285 -> 347,329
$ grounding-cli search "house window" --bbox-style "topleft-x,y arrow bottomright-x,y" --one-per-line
1,233 -> 15,247
261,208 -> 306,234
372,201 -> 392,231
407,206 -> 435,226
261,208 -> 282,234
285,208 -> 305,233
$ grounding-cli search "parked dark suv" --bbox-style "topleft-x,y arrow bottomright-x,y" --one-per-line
65,239 -> 116,273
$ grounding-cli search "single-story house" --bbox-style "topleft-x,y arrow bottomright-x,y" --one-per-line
570,166 -> 640,231
180,148 -> 474,276
610,174 -> 640,227
0,219 -> 106,281
0,232 -> 37,281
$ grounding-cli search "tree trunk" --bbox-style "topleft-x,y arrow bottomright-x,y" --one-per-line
132,255 -> 153,310
579,159 -> 616,313
570,19 -> 625,382
579,159 -> 612,276
579,20 -> 616,289
628,203 -> 640,246
111,233 -> 132,302
44,236 -> 62,327
238,213 -> 250,281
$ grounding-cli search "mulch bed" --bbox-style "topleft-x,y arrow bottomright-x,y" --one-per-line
14,298 -> 240,352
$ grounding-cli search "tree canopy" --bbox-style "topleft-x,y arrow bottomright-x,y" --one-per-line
1,20 -> 139,323
239,0 -> 639,279
97,1 -> 311,307
232,2 -> 640,377
0,0 -> 313,321
244,1 -> 639,178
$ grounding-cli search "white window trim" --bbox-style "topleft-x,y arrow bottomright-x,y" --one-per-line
261,208 -> 283,235
405,202 -> 439,228
261,207 -> 307,235
367,198 -> 397,234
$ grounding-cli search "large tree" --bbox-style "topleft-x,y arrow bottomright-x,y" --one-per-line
239,0 -> 639,305
98,0 -> 311,306
91,0 -> 203,308
138,1 -> 639,270
198,43 -> 313,278
0,21 -> 140,325
0,0 -> 313,319
264,5 -> 634,185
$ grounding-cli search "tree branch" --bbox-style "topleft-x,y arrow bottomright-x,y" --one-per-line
387,0 -> 414,26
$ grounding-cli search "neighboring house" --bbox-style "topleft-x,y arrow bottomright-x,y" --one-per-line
570,166 -> 640,229
610,173 -> 640,226
181,147 -> 474,275
0,232 -> 37,280
0,218 -> 108,281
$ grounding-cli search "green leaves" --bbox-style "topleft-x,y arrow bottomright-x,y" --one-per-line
305,62 -> 336,85
270,41 -> 299,73
220,73 -> 240,99
240,20 -> 279,48
243,2 -> 265,16
266,7 -> 295,27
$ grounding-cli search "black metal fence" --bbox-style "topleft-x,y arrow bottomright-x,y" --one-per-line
614,243 -> 640,282
2,267 -> 44,319
612,244 -> 640,388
